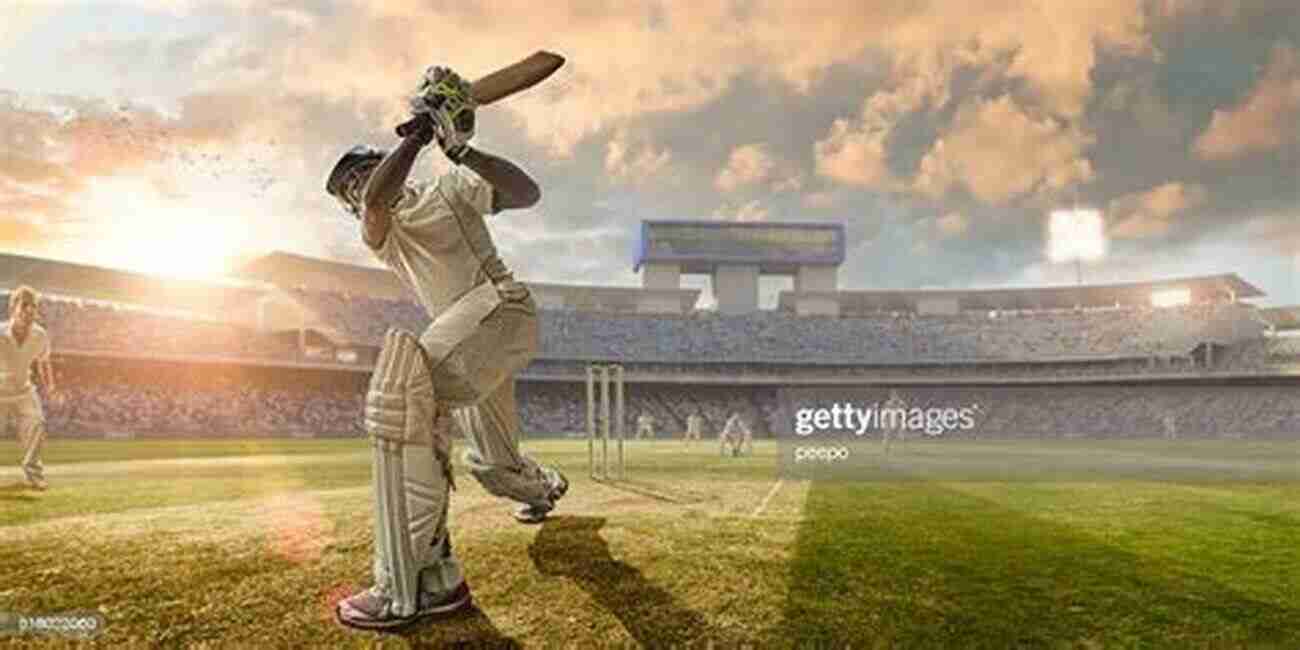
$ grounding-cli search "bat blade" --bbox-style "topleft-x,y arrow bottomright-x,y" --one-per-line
395,51 -> 564,138
470,50 -> 565,105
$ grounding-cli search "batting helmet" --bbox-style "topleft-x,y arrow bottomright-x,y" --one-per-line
326,145 -> 385,212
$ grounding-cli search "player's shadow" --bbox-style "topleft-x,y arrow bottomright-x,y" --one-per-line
0,482 -> 38,501
594,478 -> 712,505
529,515 -> 738,648
399,603 -> 521,649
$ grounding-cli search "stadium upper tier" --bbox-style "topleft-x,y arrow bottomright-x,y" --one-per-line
539,303 -> 1262,363
17,291 -> 1267,366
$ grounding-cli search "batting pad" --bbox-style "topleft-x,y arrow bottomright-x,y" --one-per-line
366,329 -> 450,616
365,329 -> 437,445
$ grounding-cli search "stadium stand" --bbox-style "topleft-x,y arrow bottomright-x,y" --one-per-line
2,253 -> 1294,441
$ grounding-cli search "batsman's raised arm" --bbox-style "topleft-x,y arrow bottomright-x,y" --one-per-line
417,67 -> 540,212
361,130 -> 428,247
460,147 -> 539,212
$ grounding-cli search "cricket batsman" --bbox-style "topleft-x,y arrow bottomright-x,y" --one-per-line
326,66 -> 567,631
3,286 -> 55,490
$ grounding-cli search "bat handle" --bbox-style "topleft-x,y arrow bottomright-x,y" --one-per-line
395,114 -> 431,138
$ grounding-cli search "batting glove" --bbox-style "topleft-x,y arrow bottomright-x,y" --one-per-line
410,66 -> 476,163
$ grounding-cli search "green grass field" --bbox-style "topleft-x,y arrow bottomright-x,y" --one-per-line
2,438 -> 1298,648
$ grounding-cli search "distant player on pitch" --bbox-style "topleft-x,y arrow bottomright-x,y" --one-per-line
684,411 -> 704,444
3,286 -> 55,490
719,411 -> 752,457
882,390 -> 907,455
635,412 -> 657,439
326,66 -> 566,631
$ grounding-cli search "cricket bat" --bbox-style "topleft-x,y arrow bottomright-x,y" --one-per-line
395,50 -> 565,137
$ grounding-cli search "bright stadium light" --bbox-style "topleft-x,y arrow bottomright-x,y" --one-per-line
1047,208 -> 1107,263
1047,208 -> 1107,286
1151,288 -> 1191,308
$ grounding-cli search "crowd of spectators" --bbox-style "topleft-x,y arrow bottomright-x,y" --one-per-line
4,290 -> 1295,441
523,358 -> 1191,381
286,289 -> 426,347
19,361 -> 1299,441
9,291 -> 1271,369
538,303 -> 1261,364
36,298 -> 299,360
838,385 -> 1300,440
43,363 -> 363,438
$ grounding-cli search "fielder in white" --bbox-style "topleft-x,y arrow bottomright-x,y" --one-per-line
684,412 -> 704,443
635,413 -> 657,440
719,412 -> 752,457
326,67 -> 566,631
3,286 -> 55,490
882,390 -> 907,455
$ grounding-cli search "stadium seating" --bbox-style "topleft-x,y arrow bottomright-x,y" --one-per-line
17,291 -> 1267,366
5,289 -> 1294,441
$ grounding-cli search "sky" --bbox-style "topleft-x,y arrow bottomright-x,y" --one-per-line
1,1 -> 1297,307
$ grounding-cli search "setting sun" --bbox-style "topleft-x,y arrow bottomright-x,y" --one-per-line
73,171 -> 255,279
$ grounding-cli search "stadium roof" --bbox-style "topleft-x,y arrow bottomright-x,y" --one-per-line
233,251 -> 409,299
235,252 -> 704,312
0,251 -> 267,315
778,273 -> 1264,313
1260,306 -> 1300,330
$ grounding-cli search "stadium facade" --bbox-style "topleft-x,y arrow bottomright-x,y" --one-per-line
635,220 -> 845,315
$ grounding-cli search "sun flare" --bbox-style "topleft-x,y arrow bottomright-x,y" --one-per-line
74,173 -> 255,280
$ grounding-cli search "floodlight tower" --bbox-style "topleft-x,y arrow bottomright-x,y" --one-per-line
1047,207 -> 1107,287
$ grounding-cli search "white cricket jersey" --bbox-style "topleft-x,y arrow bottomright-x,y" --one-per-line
371,166 -> 512,318
723,415 -> 748,436
0,322 -> 49,402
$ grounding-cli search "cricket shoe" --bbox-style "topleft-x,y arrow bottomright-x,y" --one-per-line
335,581 -> 473,633
26,477 -> 47,491
513,467 -> 568,524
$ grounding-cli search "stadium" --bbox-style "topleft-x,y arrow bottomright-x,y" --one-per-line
7,220 -> 1298,444
4,221 -> 1300,646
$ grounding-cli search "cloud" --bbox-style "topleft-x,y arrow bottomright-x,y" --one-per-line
605,129 -> 673,185
810,59 -> 951,192
2,0 -> 1300,303
814,118 -> 906,192
713,199 -> 768,222
748,0 -> 1151,116
912,95 -> 1095,205
1109,182 -> 1209,239
802,191 -> 838,209
715,144 -> 776,193
936,212 -> 969,238
1194,44 -> 1300,160
714,142 -> 804,194
123,0 -> 1154,158
910,211 -> 970,255
1237,213 -> 1300,258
